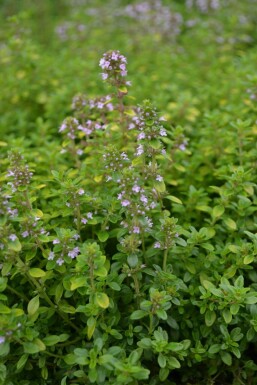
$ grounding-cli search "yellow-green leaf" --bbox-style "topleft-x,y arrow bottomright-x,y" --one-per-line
70,276 -> 87,291
212,205 -> 225,219
8,239 -> 22,252
223,218 -> 237,231
244,255 -> 254,264
0,303 -> 11,313
166,195 -> 183,205
29,268 -> 46,278
27,295 -> 40,316
87,317 -> 96,340
95,292 -> 109,309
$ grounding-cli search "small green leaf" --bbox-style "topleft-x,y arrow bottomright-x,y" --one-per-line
27,295 -> 40,316
0,303 -> 11,314
118,86 -> 128,94
223,218 -> 237,231
94,266 -> 108,277
131,310 -> 147,320
8,239 -> 21,252
222,309 -> 232,324
244,255 -> 254,264
0,278 -> 7,292
108,282 -> 121,291
59,303 -> 76,313
205,310 -> 216,327
154,181 -> 166,193
212,205 -> 225,219
23,340 -> 45,354
43,335 -> 60,346
87,317 -> 96,340
156,309 -> 167,320
29,268 -> 46,278
70,276 -> 87,290
159,367 -> 169,381
208,344 -> 220,354
17,354 -> 29,370
168,356 -> 181,369
158,353 -> 167,368
221,351 -> 232,366
127,254 -> 138,268
230,304 -> 240,315
202,280 -> 216,290
245,296 -> 257,304
95,292 -> 109,309
97,231 -> 109,242
228,245 -> 239,253
166,195 -> 183,205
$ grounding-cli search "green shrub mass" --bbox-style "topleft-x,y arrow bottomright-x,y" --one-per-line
2,1 -> 257,384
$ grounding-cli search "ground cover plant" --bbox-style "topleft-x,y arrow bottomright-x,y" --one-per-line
1,1 -> 257,384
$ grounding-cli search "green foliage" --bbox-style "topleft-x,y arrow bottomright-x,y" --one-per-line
1,1 -> 257,384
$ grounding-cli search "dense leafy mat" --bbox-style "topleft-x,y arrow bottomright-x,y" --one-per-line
1,1 -> 257,384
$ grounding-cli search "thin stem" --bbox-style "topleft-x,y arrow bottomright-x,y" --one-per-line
163,248 -> 168,272
6,285 -> 29,302
149,312 -> 154,334
23,190 -> 32,210
16,256 -> 80,333
56,336 -> 81,347
132,273 -> 140,307
43,351 -> 63,359
89,258 -> 95,291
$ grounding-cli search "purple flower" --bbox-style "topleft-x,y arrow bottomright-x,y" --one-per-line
138,132 -> 146,140
160,129 -> 167,136
9,234 -> 17,241
136,144 -> 144,156
140,195 -> 148,204
133,226 -> 140,234
22,231 -> 30,238
121,199 -> 130,207
0,336 -> 5,344
87,212 -> 93,219
156,175 -> 163,182
78,188 -> 84,195
154,242 -> 161,249
132,185 -> 140,193
48,251 -> 55,260
179,143 -> 187,151
53,239 -> 60,244
56,258 -> 64,266
81,218 -> 88,224
68,247 -> 80,259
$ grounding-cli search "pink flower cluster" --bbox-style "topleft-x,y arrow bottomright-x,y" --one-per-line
99,50 -> 131,87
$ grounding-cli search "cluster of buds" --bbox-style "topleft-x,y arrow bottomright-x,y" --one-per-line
186,0 -> 219,13
123,1 -> 183,38
78,120 -> 104,136
99,50 -> 131,88
71,93 -> 87,111
154,216 -> 180,250
246,87 -> 257,102
49,231 -> 81,266
7,152 -> 33,192
59,117 -> 79,140
103,147 -> 130,174
55,21 -> 86,41
0,189 -> 18,218
129,101 -> 167,158
132,101 -> 167,139
88,95 -> 114,112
